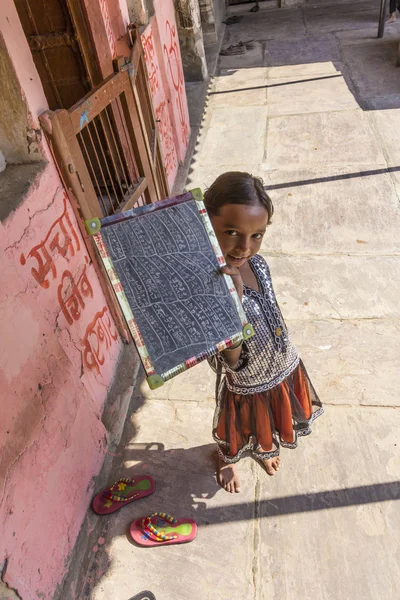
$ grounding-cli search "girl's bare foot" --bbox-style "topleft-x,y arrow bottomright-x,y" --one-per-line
217,454 -> 241,493
387,14 -> 397,23
260,455 -> 281,476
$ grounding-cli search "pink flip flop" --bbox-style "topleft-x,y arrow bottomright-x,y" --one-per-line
92,476 -> 155,515
130,512 -> 197,547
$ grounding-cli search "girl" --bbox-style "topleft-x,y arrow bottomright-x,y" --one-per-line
205,172 -> 323,493
387,0 -> 400,23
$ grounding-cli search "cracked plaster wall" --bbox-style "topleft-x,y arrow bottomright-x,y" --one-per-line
125,0 -> 155,25
174,0 -> 208,82
0,2 -> 123,599
0,34 -> 40,166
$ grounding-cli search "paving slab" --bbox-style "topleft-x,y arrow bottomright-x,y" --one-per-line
268,60 -> 343,79
304,0 -> 379,5
363,94 -> 400,110
224,10 -> 306,45
264,254 -> 400,320
340,40 -> 400,101
89,398 -> 257,600
303,0 -> 380,15
209,67 -> 268,107
266,70 -> 358,116
334,24 -> 400,45
369,109 -> 400,166
186,161 -> 265,191
264,34 -> 341,66
304,6 -> 379,35
135,360 -> 215,403
258,406 -> 400,600
262,166 -> 400,254
265,110 -> 387,170
194,105 -> 267,166
289,318 -> 400,407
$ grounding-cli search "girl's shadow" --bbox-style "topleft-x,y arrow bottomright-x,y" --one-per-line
120,442 -> 220,526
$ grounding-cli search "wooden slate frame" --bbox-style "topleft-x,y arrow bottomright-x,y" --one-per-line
88,189 -> 254,389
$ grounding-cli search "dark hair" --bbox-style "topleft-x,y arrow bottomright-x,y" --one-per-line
203,171 -> 274,221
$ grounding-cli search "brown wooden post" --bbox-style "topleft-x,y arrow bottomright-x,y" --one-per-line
80,0 -> 115,79
40,110 -> 102,220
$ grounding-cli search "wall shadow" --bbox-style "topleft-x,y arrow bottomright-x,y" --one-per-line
264,165 -> 400,190
217,0 -> 400,111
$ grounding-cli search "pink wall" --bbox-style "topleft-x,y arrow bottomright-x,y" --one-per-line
0,2 -> 122,598
142,24 -> 179,190
142,0 -> 191,191
0,0 -> 191,596
89,0 -> 191,192
0,0 -> 48,128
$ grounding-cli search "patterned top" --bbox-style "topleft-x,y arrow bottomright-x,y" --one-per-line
219,254 -> 299,395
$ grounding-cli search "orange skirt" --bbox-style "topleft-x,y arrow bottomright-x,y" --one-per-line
213,360 -> 323,463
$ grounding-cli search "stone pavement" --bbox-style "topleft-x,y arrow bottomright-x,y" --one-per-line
61,2 -> 400,599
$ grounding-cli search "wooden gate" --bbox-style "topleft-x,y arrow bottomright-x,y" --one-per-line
40,27 -> 168,222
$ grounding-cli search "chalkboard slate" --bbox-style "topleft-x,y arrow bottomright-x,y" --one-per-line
91,190 -> 253,389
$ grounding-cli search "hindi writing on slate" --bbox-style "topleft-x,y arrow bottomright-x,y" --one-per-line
101,198 -> 243,376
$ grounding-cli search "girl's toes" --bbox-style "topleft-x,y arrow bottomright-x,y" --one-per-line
263,460 -> 276,475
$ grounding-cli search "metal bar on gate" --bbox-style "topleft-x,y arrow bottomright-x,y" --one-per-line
104,105 -> 130,198
115,97 -> 138,187
98,112 -> 124,204
78,131 -> 108,215
119,83 -> 157,203
91,117 -> 120,210
86,121 -> 115,212
378,0 -> 387,38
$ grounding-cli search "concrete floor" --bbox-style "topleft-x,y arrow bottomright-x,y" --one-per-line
61,1 -> 400,599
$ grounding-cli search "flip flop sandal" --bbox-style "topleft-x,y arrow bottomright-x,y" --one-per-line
129,593 -> 156,600
130,512 -> 197,547
92,476 -> 155,515
250,4 -> 260,12
220,44 -> 247,56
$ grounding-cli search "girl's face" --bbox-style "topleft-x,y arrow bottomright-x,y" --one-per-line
210,203 -> 269,268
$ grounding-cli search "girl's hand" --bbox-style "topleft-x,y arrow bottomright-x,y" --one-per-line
220,264 -> 243,302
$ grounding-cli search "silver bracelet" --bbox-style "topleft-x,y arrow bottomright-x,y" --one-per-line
224,340 -> 243,352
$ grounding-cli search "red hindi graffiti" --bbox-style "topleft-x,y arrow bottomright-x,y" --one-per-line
20,194 -> 80,288
81,306 -> 118,374
155,100 -> 177,177
57,265 -> 94,326
142,29 -> 160,97
163,21 -> 189,145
